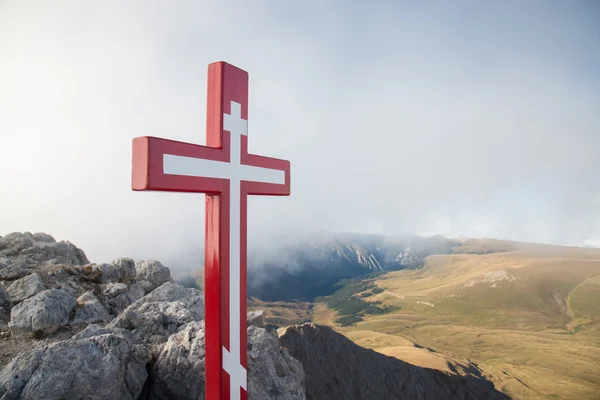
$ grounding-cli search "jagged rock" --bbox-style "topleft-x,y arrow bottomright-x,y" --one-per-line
103,282 -> 145,315
0,232 -> 89,268
0,326 -> 148,400
247,325 -> 306,399
278,324 -> 509,400
95,263 -> 121,284
73,291 -> 111,324
108,283 -> 203,343
248,310 -> 265,327
6,273 -> 46,304
135,260 -> 174,293
144,321 -> 305,400
0,263 -> 29,281
9,289 -> 77,334
0,283 -> 10,324
113,257 -> 136,283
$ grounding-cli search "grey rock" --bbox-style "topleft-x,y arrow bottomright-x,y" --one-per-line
0,283 -> 10,324
103,281 -> 145,316
108,283 -> 203,343
0,263 -> 29,280
135,260 -> 174,293
248,326 -> 306,399
0,232 -> 89,270
73,291 -> 111,324
6,273 -> 46,304
0,326 -> 148,400
9,289 -> 77,334
94,263 -> 121,284
248,310 -> 265,327
113,257 -> 136,283
145,321 -> 306,400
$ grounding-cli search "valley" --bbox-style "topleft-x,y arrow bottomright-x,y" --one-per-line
250,236 -> 600,400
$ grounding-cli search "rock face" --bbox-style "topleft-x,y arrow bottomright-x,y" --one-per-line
278,324 -> 510,400
0,232 -> 89,271
6,272 -> 46,304
73,291 -> 111,325
108,282 -> 203,343
145,321 -> 306,400
0,283 -> 10,324
102,282 -> 145,316
135,260 -> 174,293
9,289 -> 77,334
0,325 -> 148,400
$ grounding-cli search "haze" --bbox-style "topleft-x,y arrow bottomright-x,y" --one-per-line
1,1 -> 599,268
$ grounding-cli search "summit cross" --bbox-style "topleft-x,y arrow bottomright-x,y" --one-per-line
131,61 -> 291,400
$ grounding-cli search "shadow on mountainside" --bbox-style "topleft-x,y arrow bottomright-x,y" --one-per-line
279,324 -> 511,400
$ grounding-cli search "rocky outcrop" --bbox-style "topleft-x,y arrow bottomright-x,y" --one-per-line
0,325 -> 148,400
113,257 -> 136,283
9,289 -> 77,334
73,291 -> 111,325
6,272 -> 46,304
0,232 -> 88,274
278,324 -> 509,400
135,260 -> 174,294
144,321 -> 306,400
108,282 -> 203,343
102,282 -> 145,316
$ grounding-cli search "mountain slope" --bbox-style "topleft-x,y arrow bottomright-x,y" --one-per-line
279,323 -> 509,400
313,239 -> 600,399
248,233 -> 458,301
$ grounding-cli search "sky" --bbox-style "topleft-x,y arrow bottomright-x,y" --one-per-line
1,1 -> 600,268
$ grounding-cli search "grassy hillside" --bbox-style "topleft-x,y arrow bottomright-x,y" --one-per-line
312,239 -> 600,400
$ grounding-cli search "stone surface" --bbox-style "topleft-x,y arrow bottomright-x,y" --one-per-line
135,260 -> 174,293
103,282 -> 145,316
73,291 -> 111,325
0,283 -> 10,324
9,289 -> 77,334
6,273 -> 46,304
144,321 -> 306,400
0,326 -> 148,400
95,263 -> 121,284
0,232 -> 89,268
248,310 -> 265,328
113,257 -> 136,283
108,283 -> 203,343
278,324 -> 510,400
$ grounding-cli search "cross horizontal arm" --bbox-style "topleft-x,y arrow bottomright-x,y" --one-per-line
163,154 -> 284,185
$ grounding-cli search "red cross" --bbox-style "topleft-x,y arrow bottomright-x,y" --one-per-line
131,61 -> 291,400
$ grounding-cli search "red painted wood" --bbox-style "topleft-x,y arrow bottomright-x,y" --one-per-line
131,61 -> 290,400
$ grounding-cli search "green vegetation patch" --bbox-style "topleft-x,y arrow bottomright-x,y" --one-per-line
317,278 -> 396,326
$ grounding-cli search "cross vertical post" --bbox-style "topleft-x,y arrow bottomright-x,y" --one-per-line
131,61 -> 291,400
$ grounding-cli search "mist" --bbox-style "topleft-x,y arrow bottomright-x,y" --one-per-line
1,1 -> 599,272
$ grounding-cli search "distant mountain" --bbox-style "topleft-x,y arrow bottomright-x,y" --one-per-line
247,233 -> 459,301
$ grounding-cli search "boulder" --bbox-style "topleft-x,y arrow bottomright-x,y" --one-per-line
0,232 -> 89,268
6,273 -> 46,304
248,310 -> 265,328
103,282 -> 145,315
94,263 -> 121,284
113,257 -> 136,283
135,260 -> 174,293
0,326 -> 148,400
9,289 -> 77,334
73,291 -> 111,325
108,283 -> 203,343
144,321 -> 305,400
